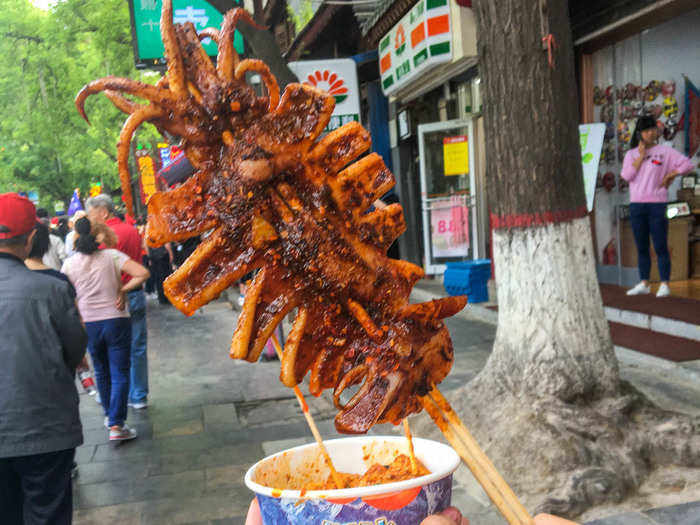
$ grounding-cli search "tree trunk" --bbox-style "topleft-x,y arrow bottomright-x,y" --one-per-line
471,0 -> 618,411
483,217 -> 619,401
408,0 -> 700,519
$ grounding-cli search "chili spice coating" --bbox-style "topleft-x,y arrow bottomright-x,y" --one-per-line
75,0 -> 467,434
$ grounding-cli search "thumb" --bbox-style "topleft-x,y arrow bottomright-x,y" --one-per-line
420,507 -> 469,525
245,498 -> 263,525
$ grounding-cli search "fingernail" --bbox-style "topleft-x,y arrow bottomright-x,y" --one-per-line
440,507 -> 463,522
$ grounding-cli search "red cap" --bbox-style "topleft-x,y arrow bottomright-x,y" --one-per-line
0,193 -> 37,239
50,217 -> 59,226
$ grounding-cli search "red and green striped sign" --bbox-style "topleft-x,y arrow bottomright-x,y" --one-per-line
379,0 -> 452,96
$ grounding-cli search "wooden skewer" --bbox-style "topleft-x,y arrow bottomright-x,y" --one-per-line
402,418 -> 418,476
421,387 -> 534,525
271,334 -> 344,489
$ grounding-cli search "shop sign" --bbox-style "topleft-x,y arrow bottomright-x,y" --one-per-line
288,59 -> 361,132
579,123 -> 605,212
379,0 -> 452,97
430,196 -> 469,258
443,135 -> 469,175
158,142 -> 173,169
128,0 -> 243,68
137,154 -> 157,203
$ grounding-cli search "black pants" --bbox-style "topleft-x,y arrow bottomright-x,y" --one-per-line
150,256 -> 172,304
0,448 -> 75,525
142,255 -> 155,294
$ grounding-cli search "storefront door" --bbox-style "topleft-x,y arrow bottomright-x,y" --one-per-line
418,119 -> 479,274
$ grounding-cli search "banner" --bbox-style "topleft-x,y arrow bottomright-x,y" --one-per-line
67,189 -> 83,216
685,77 -> 700,158
579,123 -> 605,212
137,154 -> 157,203
430,196 -> 469,258
288,59 -> 361,133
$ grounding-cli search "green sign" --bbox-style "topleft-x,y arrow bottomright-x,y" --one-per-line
128,0 -> 243,68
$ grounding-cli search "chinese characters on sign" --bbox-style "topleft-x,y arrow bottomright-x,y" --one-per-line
379,0 -> 452,96
129,0 -> 242,66
137,155 -> 157,203
430,196 -> 470,258
288,59 -> 361,133
442,135 -> 469,175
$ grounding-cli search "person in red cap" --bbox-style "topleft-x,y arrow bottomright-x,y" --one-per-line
0,193 -> 87,524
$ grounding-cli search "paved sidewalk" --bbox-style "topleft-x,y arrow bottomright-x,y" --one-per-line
71,292 -> 700,524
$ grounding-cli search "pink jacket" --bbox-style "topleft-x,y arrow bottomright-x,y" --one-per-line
620,144 -> 694,203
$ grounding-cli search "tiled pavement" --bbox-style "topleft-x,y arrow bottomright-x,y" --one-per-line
71,295 -> 700,524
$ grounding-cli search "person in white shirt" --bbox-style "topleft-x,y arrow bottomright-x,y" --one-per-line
64,210 -> 86,257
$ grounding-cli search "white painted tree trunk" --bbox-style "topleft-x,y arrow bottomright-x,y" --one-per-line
480,217 -> 619,400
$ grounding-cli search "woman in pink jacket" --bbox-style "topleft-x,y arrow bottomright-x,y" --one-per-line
621,115 -> 694,298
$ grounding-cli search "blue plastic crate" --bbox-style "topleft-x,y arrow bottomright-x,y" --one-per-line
468,283 -> 489,303
443,259 -> 491,302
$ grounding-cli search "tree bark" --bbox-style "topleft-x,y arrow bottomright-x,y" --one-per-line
475,0 -> 585,222
472,0 -> 618,409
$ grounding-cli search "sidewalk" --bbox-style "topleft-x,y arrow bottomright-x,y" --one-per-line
412,279 -> 700,524
71,291 -> 700,524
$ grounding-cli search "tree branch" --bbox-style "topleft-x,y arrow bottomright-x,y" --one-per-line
99,147 -> 117,162
5,32 -> 43,44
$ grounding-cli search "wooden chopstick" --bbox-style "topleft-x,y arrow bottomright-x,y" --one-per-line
428,386 -> 533,524
421,387 -> 534,525
270,334 -> 344,489
402,418 -> 418,476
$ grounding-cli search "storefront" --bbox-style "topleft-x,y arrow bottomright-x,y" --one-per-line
378,0 -> 485,273
577,6 -> 700,285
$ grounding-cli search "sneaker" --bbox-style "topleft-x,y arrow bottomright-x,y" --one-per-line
656,283 -> 671,297
128,401 -> 148,410
109,424 -> 137,441
626,282 -> 651,296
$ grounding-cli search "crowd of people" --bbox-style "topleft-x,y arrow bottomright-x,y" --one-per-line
1,192 -> 582,524
0,192 -> 156,523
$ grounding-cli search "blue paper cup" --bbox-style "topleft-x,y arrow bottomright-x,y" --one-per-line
245,436 -> 460,525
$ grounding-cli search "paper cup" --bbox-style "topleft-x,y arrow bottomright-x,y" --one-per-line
245,435 -> 460,525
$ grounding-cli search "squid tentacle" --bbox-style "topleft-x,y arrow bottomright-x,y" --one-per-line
103,90 -> 145,115
198,27 -> 220,43
117,105 -> 166,216
75,77 -> 177,124
217,8 -> 265,81
234,59 -> 280,112
160,0 -> 187,97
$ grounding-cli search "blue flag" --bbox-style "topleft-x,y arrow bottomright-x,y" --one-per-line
67,189 -> 83,216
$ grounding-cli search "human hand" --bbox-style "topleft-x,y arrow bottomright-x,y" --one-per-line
534,513 -> 580,524
245,498 -> 262,525
242,499 -> 579,525
420,506 -> 469,524
660,171 -> 677,189
116,290 -> 126,311
637,142 -> 646,156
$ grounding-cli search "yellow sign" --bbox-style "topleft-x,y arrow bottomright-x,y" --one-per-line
443,136 -> 469,176
138,156 -> 157,202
